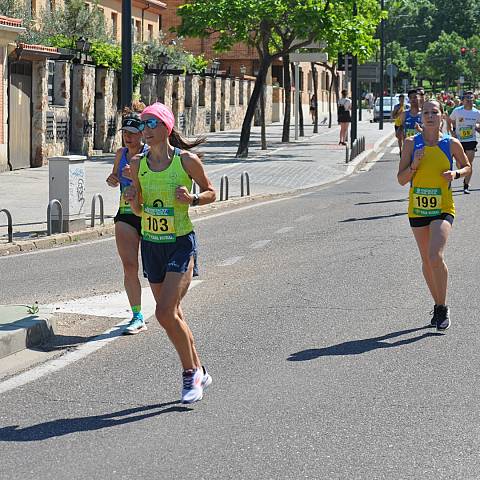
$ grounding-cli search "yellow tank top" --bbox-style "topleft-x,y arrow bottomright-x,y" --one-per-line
408,135 -> 455,218
138,148 -> 194,243
394,105 -> 404,127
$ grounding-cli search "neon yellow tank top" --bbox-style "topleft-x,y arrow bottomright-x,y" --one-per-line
138,148 -> 194,243
394,105 -> 404,127
408,136 -> 455,218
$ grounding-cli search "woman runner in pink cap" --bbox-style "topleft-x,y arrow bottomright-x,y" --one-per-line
126,102 -> 216,404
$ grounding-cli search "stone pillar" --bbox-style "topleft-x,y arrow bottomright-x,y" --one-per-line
157,75 -> 174,109
210,77 -> 221,132
70,64 -> 95,155
31,59 -> 48,167
172,75 -> 185,132
94,68 -> 120,153
220,78 -> 226,131
184,75 -> 198,136
140,73 -> 157,105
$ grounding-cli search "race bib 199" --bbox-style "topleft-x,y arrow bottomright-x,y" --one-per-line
412,187 -> 442,216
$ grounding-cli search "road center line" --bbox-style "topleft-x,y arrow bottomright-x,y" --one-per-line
249,240 -> 271,249
0,281 -> 203,395
217,256 -> 244,266
275,226 -> 294,234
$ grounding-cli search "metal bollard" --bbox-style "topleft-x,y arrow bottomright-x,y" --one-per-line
90,193 -> 105,227
240,171 -> 250,197
220,175 -> 229,201
47,199 -> 63,235
0,208 -> 13,243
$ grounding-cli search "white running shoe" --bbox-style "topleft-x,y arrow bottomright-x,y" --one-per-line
181,368 -> 204,404
202,366 -> 212,389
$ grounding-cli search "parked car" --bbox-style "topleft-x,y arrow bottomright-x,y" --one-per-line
373,95 -> 407,122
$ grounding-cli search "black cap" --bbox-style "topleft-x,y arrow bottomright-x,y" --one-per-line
120,117 -> 143,133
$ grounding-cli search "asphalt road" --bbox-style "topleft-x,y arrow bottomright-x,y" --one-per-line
1,146 -> 480,479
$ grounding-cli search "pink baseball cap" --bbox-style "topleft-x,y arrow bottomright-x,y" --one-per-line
141,102 -> 175,135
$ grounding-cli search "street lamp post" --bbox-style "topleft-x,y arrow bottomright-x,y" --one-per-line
379,0 -> 385,130
121,0 -> 133,109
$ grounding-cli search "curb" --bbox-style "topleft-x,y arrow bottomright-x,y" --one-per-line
0,305 -> 56,360
0,130 -> 394,257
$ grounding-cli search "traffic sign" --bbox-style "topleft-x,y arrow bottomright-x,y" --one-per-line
358,63 -> 380,81
386,64 -> 398,78
289,52 -> 328,63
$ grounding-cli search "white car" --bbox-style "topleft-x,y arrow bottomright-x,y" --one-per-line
373,95 -> 407,122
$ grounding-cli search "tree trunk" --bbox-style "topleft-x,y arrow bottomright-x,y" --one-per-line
260,84 -> 266,149
282,53 -> 292,142
291,63 -> 304,137
311,62 -> 319,133
236,56 -> 271,158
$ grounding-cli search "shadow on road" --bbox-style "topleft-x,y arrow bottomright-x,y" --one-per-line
287,325 -> 442,361
339,212 -> 407,223
0,401 -> 191,442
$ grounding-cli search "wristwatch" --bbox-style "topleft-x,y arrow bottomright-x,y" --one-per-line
192,193 -> 200,206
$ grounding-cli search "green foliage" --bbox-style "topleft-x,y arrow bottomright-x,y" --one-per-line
177,0 -> 382,63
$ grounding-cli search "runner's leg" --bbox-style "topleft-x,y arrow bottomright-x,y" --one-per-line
464,150 -> 475,186
149,257 -> 200,370
115,221 -> 141,308
427,219 -> 451,306
411,225 -> 439,303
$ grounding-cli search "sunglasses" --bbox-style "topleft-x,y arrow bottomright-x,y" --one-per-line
138,118 -> 164,131
464,96 -> 474,101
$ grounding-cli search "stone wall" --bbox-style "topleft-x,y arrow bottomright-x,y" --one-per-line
70,64 -> 95,156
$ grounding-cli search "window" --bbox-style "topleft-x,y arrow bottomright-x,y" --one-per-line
111,13 -> 118,39
158,14 -> 162,31
230,80 -> 235,106
135,20 -> 142,43
47,60 -> 55,105
148,24 -> 153,41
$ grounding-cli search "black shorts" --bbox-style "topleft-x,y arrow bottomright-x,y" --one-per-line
114,211 -> 142,237
394,125 -> 403,133
338,114 -> 351,123
461,141 -> 477,153
409,213 -> 454,228
141,231 -> 199,284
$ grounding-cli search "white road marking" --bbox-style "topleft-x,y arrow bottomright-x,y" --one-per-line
249,240 -> 271,249
0,281 -> 203,395
275,226 -> 294,234
295,214 -> 314,223
43,281 -> 203,320
217,256 -> 244,266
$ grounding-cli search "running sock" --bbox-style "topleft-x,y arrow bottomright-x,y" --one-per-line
132,305 -> 142,318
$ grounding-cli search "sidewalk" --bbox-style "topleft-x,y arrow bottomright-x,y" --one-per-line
0,112 -> 393,245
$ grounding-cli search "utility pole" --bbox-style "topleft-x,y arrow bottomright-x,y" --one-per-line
379,0 -> 385,130
121,0 -> 133,108
351,2 -> 358,146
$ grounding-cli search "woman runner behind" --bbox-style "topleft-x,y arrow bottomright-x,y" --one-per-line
397,100 -> 471,331
126,102 -> 216,404
106,102 -> 149,334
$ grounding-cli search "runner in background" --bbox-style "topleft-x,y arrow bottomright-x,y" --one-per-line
106,101 -> 149,335
400,90 -> 422,140
392,94 -> 406,157
448,91 -> 480,194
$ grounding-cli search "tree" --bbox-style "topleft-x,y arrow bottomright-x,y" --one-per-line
177,0 -> 381,157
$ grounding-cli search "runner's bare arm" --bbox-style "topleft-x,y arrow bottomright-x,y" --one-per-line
445,138 -> 472,181
106,149 -> 123,187
124,154 -> 143,216
177,151 -> 216,206
397,137 -> 417,186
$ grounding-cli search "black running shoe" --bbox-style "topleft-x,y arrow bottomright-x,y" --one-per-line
429,305 -> 439,327
464,183 -> 470,194
436,305 -> 450,331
